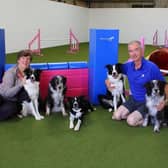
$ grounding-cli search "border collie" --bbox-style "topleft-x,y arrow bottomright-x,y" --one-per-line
68,96 -> 95,131
98,63 -> 126,112
21,68 -> 44,120
143,80 -> 166,132
45,75 -> 67,116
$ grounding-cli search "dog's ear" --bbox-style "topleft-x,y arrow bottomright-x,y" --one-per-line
35,69 -> 42,81
61,76 -> 67,85
116,63 -> 123,73
35,69 -> 42,75
67,96 -> 74,103
144,81 -> 152,96
24,67 -> 31,74
79,96 -> 87,102
158,80 -> 166,88
50,77 -> 56,89
23,68 -> 32,78
105,64 -> 112,70
158,80 -> 167,95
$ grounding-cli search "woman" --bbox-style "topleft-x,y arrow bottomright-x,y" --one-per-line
0,50 -> 32,120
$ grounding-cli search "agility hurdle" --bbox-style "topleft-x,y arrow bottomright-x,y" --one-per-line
0,28 -> 5,82
28,29 -> 42,56
67,29 -> 79,54
164,30 -> 168,48
153,29 -> 168,48
140,36 -> 145,56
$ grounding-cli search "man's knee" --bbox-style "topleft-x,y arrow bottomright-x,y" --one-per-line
127,111 -> 143,126
127,116 -> 136,126
112,105 -> 129,120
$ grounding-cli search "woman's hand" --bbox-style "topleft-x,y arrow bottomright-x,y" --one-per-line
21,77 -> 27,85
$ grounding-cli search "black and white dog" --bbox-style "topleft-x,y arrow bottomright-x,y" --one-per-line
98,63 -> 126,112
45,75 -> 67,116
143,80 -> 166,132
20,68 -> 44,120
68,96 -> 95,131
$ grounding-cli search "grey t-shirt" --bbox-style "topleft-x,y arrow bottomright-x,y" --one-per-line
0,65 -> 23,101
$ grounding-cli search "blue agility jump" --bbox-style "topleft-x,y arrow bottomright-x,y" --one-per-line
88,29 -> 119,104
0,28 -> 5,82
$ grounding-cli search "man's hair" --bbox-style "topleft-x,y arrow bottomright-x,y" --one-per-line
17,49 -> 33,61
128,40 -> 142,48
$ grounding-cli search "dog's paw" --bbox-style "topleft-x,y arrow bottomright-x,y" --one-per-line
108,108 -> 113,112
142,119 -> 148,127
62,112 -> 68,117
69,122 -> 74,129
154,126 -> 160,133
35,117 -> 42,121
17,114 -> 23,119
74,126 -> 80,131
39,115 -> 44,119
112,115 -> 116,120
45,111 -> 50,116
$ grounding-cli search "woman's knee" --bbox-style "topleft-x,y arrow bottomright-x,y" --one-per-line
0,101 -> 20,120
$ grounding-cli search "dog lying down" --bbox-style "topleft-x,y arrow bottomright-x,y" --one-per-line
68,96 -> 96,131
20,68 -> 44,120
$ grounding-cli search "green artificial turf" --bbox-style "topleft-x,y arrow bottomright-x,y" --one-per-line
2,43 -> 168,168
6,42 -> 156,64
0,107 -> 168,168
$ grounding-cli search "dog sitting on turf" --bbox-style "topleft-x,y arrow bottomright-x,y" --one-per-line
20,68 -> 44,120
45,75 -> 67,116
98,63 -> 126,112
68,96 -> 95,131
143,80 -> 166,132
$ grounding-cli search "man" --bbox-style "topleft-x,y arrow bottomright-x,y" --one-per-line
106,40 -> 165,126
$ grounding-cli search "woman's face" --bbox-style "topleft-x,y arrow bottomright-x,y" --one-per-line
17,56 -> 31,71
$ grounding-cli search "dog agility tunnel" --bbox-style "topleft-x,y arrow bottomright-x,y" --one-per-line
5,61 -> 89,101
148,48 -> 168,72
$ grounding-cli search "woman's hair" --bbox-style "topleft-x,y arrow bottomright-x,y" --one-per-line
17,49 -> 33,61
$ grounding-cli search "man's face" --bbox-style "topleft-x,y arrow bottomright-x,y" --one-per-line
128,43 -> 142,62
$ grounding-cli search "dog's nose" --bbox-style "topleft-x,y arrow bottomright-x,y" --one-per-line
112,72 -> 117,76
31,76 -> 35,81
73,102 -> 78,108
154,89 -> 159,93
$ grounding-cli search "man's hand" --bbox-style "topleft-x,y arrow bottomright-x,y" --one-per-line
105,79 -> 115,92
156,100 -> 166,111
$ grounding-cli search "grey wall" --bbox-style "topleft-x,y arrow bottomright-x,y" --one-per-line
89,8 -> 168,45
0,0 -> 88,53
0,0 -> 168,53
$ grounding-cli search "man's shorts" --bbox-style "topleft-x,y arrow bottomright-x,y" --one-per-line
122,96 -> 147,118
